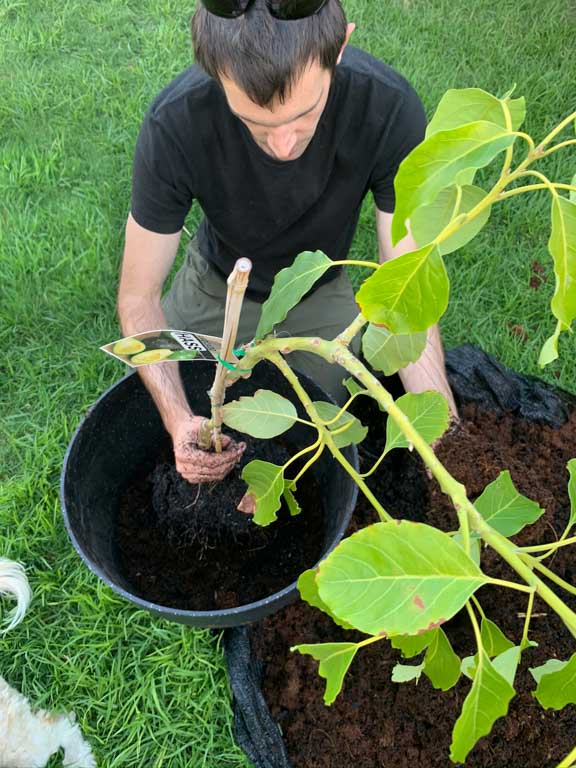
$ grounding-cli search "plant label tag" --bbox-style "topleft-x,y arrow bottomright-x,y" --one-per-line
101,329 -> 223,367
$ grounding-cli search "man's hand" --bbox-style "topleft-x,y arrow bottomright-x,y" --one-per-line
170,415 -> 247,484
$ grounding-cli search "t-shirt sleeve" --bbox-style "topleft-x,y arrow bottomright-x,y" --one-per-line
370,85 -> 427,214
130,112 -> 194,234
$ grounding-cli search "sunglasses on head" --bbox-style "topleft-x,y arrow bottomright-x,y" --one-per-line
199,0 -> 329,21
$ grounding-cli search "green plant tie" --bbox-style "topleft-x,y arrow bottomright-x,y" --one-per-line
217,354 -> 252,373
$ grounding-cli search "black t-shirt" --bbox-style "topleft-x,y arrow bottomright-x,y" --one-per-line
131,46 -> 426,300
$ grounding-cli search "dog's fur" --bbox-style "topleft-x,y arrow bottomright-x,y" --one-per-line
0,559 -> 32,635
0,558 -> 97,768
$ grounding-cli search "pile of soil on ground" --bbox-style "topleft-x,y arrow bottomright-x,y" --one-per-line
250,402 -> 576,768
116,435 -> 325,611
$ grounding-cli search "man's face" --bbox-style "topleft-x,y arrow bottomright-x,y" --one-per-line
220,61 -> 333,162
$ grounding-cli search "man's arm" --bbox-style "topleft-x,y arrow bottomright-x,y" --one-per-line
376,209 -> 458,419
118,214 -> 191,429
118,214 -> 245,481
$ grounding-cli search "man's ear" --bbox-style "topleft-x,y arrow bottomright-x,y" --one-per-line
337,23 -> 356,65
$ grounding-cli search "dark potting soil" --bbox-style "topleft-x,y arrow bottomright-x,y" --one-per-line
116,436 -> 324,611
250,401 -> 576,768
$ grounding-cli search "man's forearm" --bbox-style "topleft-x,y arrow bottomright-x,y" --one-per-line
398,325 -> 458,419
118,296 -> 193,432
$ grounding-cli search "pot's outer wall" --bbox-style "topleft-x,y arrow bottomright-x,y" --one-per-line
61,362 -> 358,628
224,344 -> 576,768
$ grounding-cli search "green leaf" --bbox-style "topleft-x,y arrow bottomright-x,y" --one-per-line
384,391 -> 450,455
317,521 -> 488,637
356,244 -> 449,333
291,643 -> 358,705
392,662 -> 424,683
297,569 -> 353,630
426,88 -> 525,137
461,655 -> 477,680
450,650 -> 516,764
391,630 -> 438,658
538,320 -> 566,367
362,324 -> 427,376
392,121 -> 515,243
531,653 -> 576,709
424,628 -> 461,690
541,196 -> 576,364
474,471 -> 544,536
492,646 -> 521,686
453,533 -> 481,566
568,459 -> 576,529
283,482 -> 301,517
481,618 -> 515,657
529,658 -> 568,684
255,251 -> 332,340
313,401 -> 368,448
411,185 -> 492,255
343,377 -> 384,413
222,390 -> 298,439
343,377 -> 366,398
570,171 -> 576,204
241,460 -> 285,526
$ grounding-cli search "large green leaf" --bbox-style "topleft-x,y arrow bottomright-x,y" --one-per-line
424,628 -> 460,691
392,121 -> 515,244
317,521 -> 488,637
450,650 -> 516,764
362,324 -> 427,376
540,196 -> 576,365
568,459 -> 576,529
222,390 -> 297,439
391,630 -> 437,658
392,662 -> 424,683
411,185 -> 491,255
481,617 -> 515,657
297,569 -> 353,630
571,171 -> 576,204
255,251 -> 332,340
240,460 -> 285,526
356,244 -> 449,333
531,653 -> 576,709
384,391 -> 450,455
291,643 -> 359,705
313,401 -> 368,448
474,471 -> 544,537
426,88 -> 526,137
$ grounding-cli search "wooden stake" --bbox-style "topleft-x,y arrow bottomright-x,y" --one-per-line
198,258 -> 252,452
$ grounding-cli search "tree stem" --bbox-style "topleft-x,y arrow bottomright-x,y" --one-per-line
268,352 -> 393,523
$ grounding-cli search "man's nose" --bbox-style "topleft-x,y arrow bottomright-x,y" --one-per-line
267,129 -> 298,160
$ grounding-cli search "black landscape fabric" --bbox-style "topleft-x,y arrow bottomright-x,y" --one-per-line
222,343 -> 575,768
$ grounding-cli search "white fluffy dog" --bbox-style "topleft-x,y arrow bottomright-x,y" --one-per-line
0,558 -> 97,768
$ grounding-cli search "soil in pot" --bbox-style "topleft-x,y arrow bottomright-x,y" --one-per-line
250,401 -> 576,768
116,434 -> 324,611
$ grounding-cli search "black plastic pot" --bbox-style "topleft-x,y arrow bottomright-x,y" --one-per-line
60,362 -> 358,629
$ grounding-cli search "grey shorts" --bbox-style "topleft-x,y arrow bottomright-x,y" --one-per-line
161,238 -> 361,404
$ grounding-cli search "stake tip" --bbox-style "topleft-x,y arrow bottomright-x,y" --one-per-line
236,258 -> 252,272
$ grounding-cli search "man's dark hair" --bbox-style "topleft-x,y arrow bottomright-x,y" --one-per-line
191,0 -> 348,107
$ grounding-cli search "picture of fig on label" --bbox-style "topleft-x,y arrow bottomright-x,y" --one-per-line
101,330 -> 222,367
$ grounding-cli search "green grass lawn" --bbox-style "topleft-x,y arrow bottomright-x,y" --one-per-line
1,0 -> 575,765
